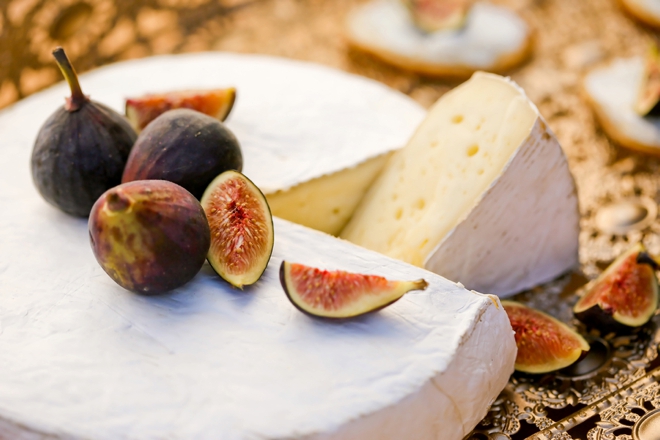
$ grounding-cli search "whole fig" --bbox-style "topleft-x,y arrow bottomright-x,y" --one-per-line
122,108 -> 242,199
89,180 -> 210,294
31,47 -> 137,217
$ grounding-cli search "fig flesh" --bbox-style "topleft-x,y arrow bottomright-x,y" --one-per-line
31,47 -> 137,217
403,0 -> 473,32
502,301 -> 590,374
125,88 -> 236,132
280,261 -> 428,319
573,243 -> 659,329
89,180 -> 210,294
201,170 -> 274,288
635,44 -> 660,116
122,108 -> 243,199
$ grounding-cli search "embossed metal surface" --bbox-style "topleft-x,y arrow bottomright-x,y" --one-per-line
3,0 -> 660,438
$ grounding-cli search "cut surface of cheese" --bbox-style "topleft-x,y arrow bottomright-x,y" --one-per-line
346,0 -> 532,77
266,152 -> 392,235
584,57 -> 660,155
341,72 -> 579,297
0,53 -> 515,439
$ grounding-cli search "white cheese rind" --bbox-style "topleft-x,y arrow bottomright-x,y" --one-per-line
0,54 -> 515,439
346,0 -> 530,72
584,57 -> 660,153
341,72 -> 580,296
426,116 -> 580,295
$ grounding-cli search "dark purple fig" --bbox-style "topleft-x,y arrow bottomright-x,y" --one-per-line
573,243 -> 659,329
31,47 -> 137,217
201,170 -> 274,288
122,108 -> 243,199
280,261 -> 428,319
89,180 -> 210,295
502,301 -> 590,374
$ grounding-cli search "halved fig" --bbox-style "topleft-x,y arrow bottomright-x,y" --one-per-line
502,301 -> 590,374
573,243 -> 659,329
201,170 -> 274,288
125,88 -> 236,132
635,45 -> 660,116
280,261 -> 428,319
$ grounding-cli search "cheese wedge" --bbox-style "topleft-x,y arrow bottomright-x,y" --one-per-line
0,53 -> 515,440
341,72 -> 580,297
584,57 -> 660,155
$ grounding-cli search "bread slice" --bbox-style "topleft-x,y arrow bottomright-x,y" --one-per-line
345,0 -> 533,77
619,0 -> 660,28
584,57 -> 660,155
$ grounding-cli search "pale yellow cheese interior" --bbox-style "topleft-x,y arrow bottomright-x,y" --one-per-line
340,73 -> 538,266
265,153 -> 391,235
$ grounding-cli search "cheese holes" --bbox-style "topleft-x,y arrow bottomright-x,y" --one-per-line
467,145 -> 479,157
451,115 -> 463,124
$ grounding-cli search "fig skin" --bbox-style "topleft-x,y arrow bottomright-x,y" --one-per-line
89,180 -> 210,295
502,301 -> 590,374
31,47 -> 137,217
122,108 -> 243,199
201,170 -> 274,288
280,261 -> 428,319
573,243 -> 659,330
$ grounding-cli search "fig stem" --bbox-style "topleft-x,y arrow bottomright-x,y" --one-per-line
52,47 -> 86,112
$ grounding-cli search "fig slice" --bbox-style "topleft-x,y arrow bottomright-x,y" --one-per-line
502,301 -> 590,374
125,88 -> 236,132
280,261 -> 428,319
573,243 -> 659,328
635,45 -> 660,116
201,170 -> 274,288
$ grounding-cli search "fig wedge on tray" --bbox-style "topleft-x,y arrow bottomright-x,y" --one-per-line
502,301 -> 590,374
574,243 -> 659,329
280,261 -> 428,319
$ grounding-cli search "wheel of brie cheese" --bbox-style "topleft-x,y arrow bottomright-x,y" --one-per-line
0,53 -> 516,439
345,0 -> 533,77
619,0 -> 660,28
583,56 -> 660,155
